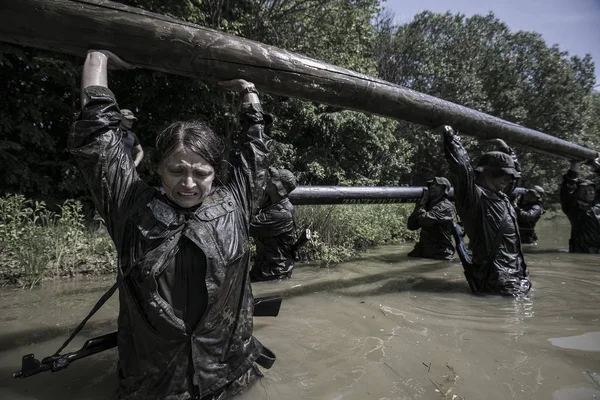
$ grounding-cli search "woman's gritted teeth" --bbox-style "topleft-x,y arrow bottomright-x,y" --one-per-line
158,149 -> 216,208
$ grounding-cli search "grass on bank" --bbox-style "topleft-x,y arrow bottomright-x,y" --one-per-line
0,194 -> 116,288
0,194 -> 418,288
295,203 -> 418,266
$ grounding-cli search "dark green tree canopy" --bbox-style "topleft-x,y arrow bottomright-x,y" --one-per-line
374,11 -> 597,193
0,3 -> 597,207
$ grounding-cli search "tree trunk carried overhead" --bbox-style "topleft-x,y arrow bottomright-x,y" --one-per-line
0,0 -> 597,160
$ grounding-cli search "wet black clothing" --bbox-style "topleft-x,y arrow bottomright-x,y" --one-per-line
407,198 -> 456,260
514,202 -> 545,244
443,130 -> 531,295
250,198 -> 296,281
560,169 -> 600,253
121,128 -> 139,159
157,233 -> 208,333
70,86 -> 275,399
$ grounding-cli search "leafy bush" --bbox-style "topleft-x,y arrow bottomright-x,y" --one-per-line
0,194 -> 116,287
295,203 -> 418,266
0,194 -> 419,286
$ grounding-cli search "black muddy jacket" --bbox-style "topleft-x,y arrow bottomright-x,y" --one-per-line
250,198 -> 296,281
407,198 -> 456,260
560,169 -> 600,253
444,130 -> 531,295
70,86 -> 274,399
514,202 -> 545,244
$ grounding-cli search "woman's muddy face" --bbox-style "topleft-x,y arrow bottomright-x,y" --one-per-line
158,148 -> 215,208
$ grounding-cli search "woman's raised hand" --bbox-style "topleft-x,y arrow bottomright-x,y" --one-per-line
87,50 -> 135,70
588,156 -> 600,172
432,125 -> 454,135
218,79 -> 254,92
487,138 -> 509,150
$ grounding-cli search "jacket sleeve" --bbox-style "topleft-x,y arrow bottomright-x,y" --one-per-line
560,169 -> 579,217
227,103 -> 272,224
250,206 -> 294,237
443,130 -> 478,211
517,204 -> 543,222
406,204 -> 422,231
407,201 -> 454,229
69,86 -> 147,242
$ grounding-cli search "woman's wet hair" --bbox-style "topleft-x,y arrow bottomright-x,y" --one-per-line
156,120 -> 225,178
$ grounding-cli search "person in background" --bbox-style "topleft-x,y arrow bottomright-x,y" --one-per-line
560,159 -> 600,253
438,125 -> 531,296
407,177 -> 456,260
513,186 -> 546,245
250,168 -> 298,281
120,108 -> 144,167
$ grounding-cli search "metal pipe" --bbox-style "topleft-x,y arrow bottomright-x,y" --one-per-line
0,0 -> 597,160
288,186 -> 526,205
289,186 -> 426,205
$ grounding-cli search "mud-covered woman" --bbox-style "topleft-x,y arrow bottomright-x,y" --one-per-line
71,50 -> 275,399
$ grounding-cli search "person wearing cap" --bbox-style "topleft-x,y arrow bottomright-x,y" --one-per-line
436,125 -> 531,296
407,177 -> 456,260
120,108 -> 144,167
250,168 -> 298,281
513,186 -> 546,245
560,159 -> 600,253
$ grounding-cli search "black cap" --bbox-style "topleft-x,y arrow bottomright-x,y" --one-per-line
475,151 -> 521,178
427,177 -> 451,194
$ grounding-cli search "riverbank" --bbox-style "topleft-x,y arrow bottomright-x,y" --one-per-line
0,194 -> 418,287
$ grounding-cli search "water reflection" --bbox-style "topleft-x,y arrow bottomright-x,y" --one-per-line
0,217 -> 599,399
549,332 -> 600,351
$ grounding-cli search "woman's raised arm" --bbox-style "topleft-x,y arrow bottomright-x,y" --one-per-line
71,50 -> 146,245
81,50 -> 133,108
221,80 -> 273,220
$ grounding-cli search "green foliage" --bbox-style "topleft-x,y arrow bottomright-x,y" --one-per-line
374,11 -> 599,194
0,195 -> 54,287
0,0 -> 407,202
119,0 -> 206,25
581,93 -> 600,151
231,0 -> 381,74
220,0 -> 410,185
295,203 -> 418,266
0,194 -> 116,288
272,102 -> 414,185
0,44 -> 81,202
1,3 -> 599,203
0,193 -> 416,286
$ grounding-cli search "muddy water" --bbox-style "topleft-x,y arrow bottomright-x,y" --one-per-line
1,216 -> 599,400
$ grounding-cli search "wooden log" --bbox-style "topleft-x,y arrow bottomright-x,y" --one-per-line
0,0 -> 597,160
